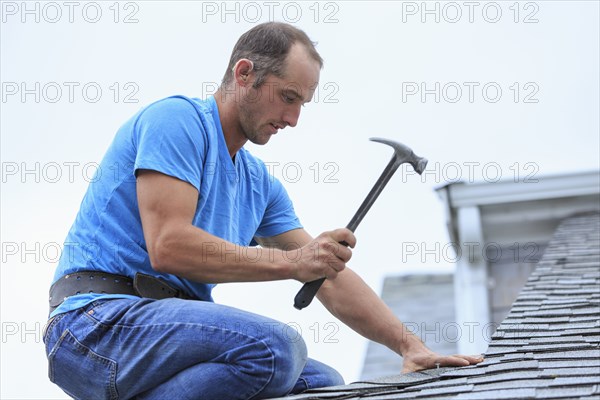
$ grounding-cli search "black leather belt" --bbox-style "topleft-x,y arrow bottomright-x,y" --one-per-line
49,271 -> 194,312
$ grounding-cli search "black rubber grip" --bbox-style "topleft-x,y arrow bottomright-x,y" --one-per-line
293,239 -> 350,310
294,277 -> 326,310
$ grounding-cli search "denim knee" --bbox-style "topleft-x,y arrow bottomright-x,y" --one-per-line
323,365 -> 344,387
259,327 -> 308,397
290,358 -> 344,394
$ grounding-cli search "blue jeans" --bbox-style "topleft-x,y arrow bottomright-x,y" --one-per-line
43,298 -> 344,399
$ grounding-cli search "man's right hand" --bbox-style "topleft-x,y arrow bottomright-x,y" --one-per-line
289,228 -> 356,283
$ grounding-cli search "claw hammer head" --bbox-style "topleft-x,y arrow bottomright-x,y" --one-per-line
370,137 -> 428,174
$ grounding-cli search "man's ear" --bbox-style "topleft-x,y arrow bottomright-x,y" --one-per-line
232,59 -> 254,87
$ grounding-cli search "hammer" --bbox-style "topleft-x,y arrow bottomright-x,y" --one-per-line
293,138 -> 428,310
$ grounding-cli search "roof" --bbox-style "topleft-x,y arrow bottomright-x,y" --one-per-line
435,170 -> 600,354
275,212 -> 600,399
361,274 -> 456,380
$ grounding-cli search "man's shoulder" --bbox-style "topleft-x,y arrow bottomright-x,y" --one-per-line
140,95 -> 211,118
133,95 -> 220,139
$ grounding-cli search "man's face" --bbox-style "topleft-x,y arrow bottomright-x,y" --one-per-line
237,44 -> 321,145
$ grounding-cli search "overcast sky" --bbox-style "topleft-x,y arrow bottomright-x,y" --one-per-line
2,1 -> 599,398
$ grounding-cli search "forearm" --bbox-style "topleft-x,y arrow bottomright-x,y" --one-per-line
317,268 -> 425,356
148,223 -> 292,284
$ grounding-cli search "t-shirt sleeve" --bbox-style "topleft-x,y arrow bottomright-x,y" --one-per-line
133,97 -> 206,191
254,177 -> 303,239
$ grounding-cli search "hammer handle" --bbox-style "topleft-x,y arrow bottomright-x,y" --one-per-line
293,157 -> 398,310
293,240 -> 349,310
293,159 -> 395,310
293,278 -> 325,310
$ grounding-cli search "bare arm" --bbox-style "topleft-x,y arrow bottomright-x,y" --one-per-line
318,267 -> 483,372
136,170 -> 352,284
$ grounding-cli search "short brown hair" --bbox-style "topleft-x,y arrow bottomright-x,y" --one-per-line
221,22 -> 323,88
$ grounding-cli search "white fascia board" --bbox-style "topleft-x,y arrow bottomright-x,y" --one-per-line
439,170 -> 599,208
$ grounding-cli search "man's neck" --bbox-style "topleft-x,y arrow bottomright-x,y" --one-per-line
214,89 -> 247,158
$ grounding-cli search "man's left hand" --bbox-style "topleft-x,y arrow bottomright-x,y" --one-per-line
401,346 -> 484,373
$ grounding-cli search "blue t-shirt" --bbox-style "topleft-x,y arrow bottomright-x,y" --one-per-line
50,95 -> 302,317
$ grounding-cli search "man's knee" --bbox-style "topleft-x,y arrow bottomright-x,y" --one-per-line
324,366 -> 344,387
260,328 -> 308,396
296,358 -> 344,393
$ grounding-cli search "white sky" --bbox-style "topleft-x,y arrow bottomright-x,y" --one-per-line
1,1 -> 599,398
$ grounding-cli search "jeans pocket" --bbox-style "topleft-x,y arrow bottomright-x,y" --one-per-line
48,329 -> 118,400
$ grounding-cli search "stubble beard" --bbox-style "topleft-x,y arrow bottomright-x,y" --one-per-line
239,94 -> 271,146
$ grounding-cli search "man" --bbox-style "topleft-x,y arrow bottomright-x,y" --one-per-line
44,22 -> 482,400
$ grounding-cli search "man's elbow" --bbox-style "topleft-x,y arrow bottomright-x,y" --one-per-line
147,236 -> 178,274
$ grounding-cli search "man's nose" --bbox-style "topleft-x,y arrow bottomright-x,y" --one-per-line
282,105 -> 301,128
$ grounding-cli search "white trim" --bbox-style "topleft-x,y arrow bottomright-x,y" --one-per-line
454,206 -> 491,354
439,170 -> 599,207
